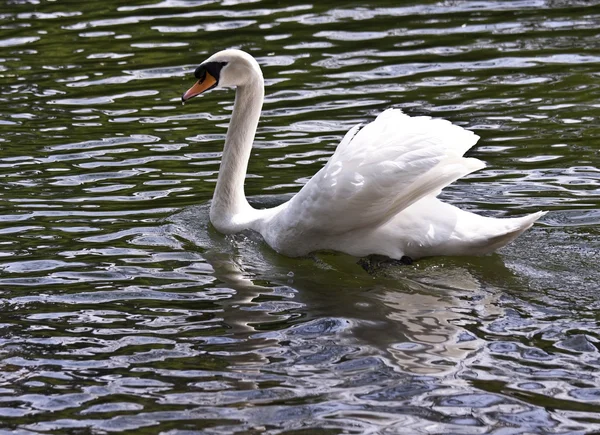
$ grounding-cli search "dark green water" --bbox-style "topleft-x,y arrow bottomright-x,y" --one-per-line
0,0 -> 599,433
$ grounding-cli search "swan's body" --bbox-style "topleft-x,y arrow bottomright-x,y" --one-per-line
182,49 -> 545,260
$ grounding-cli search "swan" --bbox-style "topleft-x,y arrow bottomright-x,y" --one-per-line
181,49 -> 545,261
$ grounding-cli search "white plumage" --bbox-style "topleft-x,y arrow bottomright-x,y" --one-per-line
182,49 -> 545,261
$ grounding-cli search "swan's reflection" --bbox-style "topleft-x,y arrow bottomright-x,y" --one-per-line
170,200 -> 516,376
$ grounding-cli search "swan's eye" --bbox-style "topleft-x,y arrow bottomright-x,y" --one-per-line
194,66 -> 207,82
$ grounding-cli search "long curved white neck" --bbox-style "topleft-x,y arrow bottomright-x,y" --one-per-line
209,72 -> 264,233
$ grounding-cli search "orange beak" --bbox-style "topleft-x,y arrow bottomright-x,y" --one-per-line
181,71 -> 217,102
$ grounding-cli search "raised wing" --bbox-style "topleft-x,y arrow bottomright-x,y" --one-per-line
275,109 -> 483,236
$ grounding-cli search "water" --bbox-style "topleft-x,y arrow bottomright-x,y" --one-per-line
0,0 -> 599,433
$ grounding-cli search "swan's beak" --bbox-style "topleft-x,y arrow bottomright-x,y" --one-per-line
181,72 -> 217,103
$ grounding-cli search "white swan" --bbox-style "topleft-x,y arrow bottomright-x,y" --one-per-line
182,49 -> 545,260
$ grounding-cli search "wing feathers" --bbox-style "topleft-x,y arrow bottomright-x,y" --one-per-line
278,109 -> 483,236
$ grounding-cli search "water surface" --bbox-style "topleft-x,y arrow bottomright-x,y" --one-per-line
0,0 -> 599,433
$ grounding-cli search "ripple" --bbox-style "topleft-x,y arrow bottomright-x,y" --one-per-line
0,36 -> 40,47
0,260 -> 88,274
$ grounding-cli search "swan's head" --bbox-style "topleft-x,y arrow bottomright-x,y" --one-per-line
181,49 -> 262,103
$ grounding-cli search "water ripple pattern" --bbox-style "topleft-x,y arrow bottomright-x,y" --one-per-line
0,0 -> 599,433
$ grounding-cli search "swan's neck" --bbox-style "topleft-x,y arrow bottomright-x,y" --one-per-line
210,76 -> 264,233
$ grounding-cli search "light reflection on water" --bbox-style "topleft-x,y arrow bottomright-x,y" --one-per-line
0,0 -> 599,433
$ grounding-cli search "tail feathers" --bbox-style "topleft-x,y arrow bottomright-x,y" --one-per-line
463,211 -> 547,255
400,196 -> 548,258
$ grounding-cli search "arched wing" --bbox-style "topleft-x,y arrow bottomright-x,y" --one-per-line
276,109 -> 483,236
